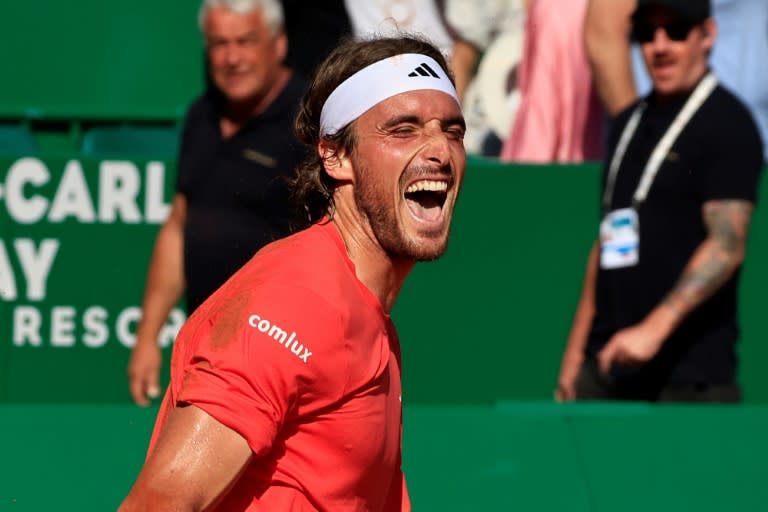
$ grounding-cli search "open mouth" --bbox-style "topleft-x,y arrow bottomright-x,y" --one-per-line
404,180 -> 449,223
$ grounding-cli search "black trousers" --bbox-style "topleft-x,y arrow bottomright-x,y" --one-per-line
574,358 -> 742,403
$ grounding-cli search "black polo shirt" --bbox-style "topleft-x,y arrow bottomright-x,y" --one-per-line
587,82 -> 764,391
176,73 -> 308,312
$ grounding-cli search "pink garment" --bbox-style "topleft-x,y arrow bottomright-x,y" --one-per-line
501,0 -> 603,163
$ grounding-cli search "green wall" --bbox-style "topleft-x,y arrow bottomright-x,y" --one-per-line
1,1 -> 203,121
1,155 -> 766,404
394,158 -> 601,403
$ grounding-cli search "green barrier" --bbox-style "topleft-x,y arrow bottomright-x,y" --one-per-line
2,403 -> 766,510
1,155 -> 767,403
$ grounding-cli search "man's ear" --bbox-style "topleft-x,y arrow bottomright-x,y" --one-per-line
275,32 -> 288,64
318,140 -> 354,181
701,17 -> 717,50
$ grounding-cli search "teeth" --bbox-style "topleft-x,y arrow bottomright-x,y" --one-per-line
405,180 -> 448,193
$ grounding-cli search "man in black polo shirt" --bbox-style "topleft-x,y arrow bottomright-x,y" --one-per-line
556,0 -> 764,402
128,0 -> 308,406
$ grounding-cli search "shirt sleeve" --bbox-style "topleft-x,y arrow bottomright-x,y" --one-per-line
700,100 -> 764,203
175,95 -> 214,197
174,109 -> 196,196
175,284 -> 346,456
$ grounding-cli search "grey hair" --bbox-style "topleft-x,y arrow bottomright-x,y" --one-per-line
198,0 -> 284,35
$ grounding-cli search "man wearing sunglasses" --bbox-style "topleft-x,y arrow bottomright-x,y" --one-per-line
556,0 -> 764,402
630,0 -> 768,161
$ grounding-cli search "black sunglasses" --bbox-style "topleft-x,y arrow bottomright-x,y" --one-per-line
632,19 -> 696,43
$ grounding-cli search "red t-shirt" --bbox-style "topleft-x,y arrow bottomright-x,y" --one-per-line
148,221 -> 410,511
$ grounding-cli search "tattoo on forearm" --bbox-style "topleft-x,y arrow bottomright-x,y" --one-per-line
664,249 -> 731,315
662,200 -> 752,316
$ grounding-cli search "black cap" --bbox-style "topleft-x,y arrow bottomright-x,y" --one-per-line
632,0 -> 712,24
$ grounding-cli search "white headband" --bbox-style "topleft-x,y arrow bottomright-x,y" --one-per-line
319,53 -> 459,137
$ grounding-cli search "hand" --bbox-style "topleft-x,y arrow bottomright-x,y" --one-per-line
597,305 -> 679,375
555,350 -> 584,402
128,340 -> 162,406
596,322 -> 666,376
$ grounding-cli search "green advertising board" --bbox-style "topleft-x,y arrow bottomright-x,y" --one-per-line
0,155 -> 183,402
2,155 -> 767,404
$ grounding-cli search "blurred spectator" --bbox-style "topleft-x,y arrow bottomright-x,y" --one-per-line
500,0 -> 603,164
128,0 -> 307,406
589,0 -> 767,160
557,0 -> 763,402
444,0 -> 527,155
344,0 -> 454,57
632,0 -> 768,160
584,0 -> 638,117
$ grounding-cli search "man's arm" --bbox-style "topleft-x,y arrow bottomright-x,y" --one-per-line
598,199 -> 753,373
119,404 -> 252,511
557,240 -> 599,401
128,194 -> 187,405
584,0 -> 638,116
449,39 -> 480,103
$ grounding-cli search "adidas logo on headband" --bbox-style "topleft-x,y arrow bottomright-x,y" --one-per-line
408,62 -> 440,78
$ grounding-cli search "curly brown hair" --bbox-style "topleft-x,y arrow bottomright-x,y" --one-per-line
289,34 -> 454,230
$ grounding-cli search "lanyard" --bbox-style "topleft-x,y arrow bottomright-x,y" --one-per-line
602,72 -> 719,210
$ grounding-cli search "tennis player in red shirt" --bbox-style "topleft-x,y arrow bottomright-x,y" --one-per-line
120,33 -> 467,511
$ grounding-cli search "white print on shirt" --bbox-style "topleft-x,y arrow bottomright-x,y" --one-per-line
247,314 -> 313,364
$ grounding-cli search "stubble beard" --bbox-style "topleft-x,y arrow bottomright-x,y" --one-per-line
353,162 -> 450,262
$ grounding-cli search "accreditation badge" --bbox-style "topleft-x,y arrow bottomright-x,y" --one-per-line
600,208 -> 639,269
